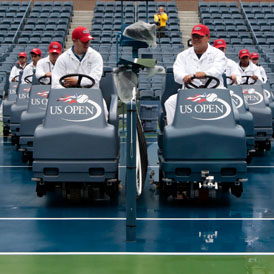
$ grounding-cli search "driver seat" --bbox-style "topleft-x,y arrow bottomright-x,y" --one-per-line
32,67 -> 119,197
158,68 -> 247,194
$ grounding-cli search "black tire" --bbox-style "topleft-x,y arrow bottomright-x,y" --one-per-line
36,180 -> 47,197
136,112 -> 148,197
3,127 -> 9,136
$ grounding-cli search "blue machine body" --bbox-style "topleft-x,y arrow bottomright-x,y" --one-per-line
263,82 -> 274,134
32,67 -> 119,184
2,82 -> 18,127
159,88 -> 247,183
229,85 -> 255,153
9,83 -> 31,137
242,84 -> 273,144
19,85 -> 51,152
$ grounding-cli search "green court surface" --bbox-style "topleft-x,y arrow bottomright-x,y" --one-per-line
0,255 -> 274,274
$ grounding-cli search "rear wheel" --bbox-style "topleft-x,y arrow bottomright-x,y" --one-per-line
136,113 -> 148,197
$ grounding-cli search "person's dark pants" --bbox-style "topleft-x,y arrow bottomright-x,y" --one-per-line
157,27 -> 166,38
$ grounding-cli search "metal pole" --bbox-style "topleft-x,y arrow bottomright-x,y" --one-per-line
126,96 -> 137,242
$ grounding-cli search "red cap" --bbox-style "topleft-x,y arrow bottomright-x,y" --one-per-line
250,52 -> 259,59
48,41 -> 62,54
18,52 -> 27,58
30,48 -> 42,56
191,24 -> 210,36
213,39 -> 227,49
72,26 -> 94,42
239,49 -> 250,58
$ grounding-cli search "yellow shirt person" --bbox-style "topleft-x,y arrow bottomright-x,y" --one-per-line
154,6 -> 168,37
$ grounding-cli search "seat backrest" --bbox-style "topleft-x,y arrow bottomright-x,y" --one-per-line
27,84 -> 51,113
174,88 -> 236,128
99,66 -> 117,109
43,88 -> 107,128
160,66 -> 181,109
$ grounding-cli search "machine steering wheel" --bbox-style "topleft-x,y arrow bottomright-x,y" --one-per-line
226,76 -> 235,86
24,74 -> 33,84
13,75 -> 20,82
59,74 -> 95,88
241,75 -> 257,85
38,75 -> 52,85
185,75 -> 220,89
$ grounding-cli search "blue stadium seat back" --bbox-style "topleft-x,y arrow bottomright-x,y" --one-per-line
19,84 -> 51,151
32,87 -> 119,183
229,85 -> 255,151
242,84 -> 273,141
160,88 -> 247,183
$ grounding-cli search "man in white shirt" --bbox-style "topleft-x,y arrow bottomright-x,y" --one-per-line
21,48 -> 42,84
165,24 -> 226,125
52,26 -> 108,120
238,49 -> 262,85
9,52 -> 27,82
35,41 -> 62,84
250,52 -> 268,84
213,39 -> 241,85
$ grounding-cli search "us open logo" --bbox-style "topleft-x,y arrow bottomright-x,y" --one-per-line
243,88 -> 263,105
18,87 -> 30,99
9,85 -> 18,95
31,91 -> 49,110
179,93 -> 231,121
50,94 -> 102,122
230,90 -> 243,109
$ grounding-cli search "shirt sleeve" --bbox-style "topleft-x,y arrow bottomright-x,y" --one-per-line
35,59 -> 45,80
80,52 -> 103,88
161,13 -> 168,22
21,65 -> 33,84
204,50 -> 226,78
9,66 -> 17,82
260,66 -> 267,84
253,65 -> 263,84
228,59 -> 242,85
173,52 -> 188,85
51,56 -> 66,89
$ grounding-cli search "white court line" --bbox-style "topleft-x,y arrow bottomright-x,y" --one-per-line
0,217 -> 274,221
119,166 -> 274,169
248,166 -> 274,168
0,165 -> 274,169
0,166 -> 30,168
0,252 -> 273,256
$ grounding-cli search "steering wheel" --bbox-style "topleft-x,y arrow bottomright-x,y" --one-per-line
59,74 -> 95,88
13,75 -> 20,82
38,75 -> 51,85
226,76 -> 234,86
185,75 -> 220,89
24,74 -> 33,84
241,75 -> 257,85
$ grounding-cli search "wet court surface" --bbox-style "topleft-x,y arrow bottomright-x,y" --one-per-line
0,137 -> 273,255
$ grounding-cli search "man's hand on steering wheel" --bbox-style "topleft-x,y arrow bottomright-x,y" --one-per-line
44,72 -> 52,77
194,72 -> 206,79
183,75 -> 192,84
226,74 -> 238,85
62,77 -> 78,87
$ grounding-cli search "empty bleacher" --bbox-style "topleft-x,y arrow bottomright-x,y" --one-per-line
0,1 -> 73,93
199,1 -> 274,88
